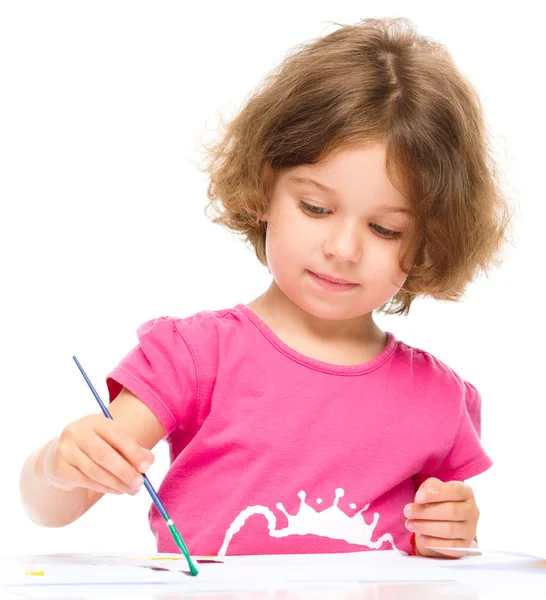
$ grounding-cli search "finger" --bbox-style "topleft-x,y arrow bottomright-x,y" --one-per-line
77,434 -> 144,492
406,518 -> 473,540
57,462 -> 124,496
95,420 -> 155,473
70,443 -> 142,495
419,535 -> 474,558
416,480 -> 473,504
404,500 -> 473,522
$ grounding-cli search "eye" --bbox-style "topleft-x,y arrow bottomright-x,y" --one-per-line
370,223 -> 402,239
299,201 -> 331,217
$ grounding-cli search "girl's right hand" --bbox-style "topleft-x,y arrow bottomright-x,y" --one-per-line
42,414 -> 156,495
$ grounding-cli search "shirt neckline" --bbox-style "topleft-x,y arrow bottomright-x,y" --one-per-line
235,303 -> 398,375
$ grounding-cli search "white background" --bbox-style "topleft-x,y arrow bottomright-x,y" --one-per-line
1,1 -> 544,560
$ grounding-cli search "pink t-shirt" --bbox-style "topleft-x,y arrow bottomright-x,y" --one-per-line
106,304 -> 492,557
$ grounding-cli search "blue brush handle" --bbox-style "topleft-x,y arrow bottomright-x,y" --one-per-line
72,356 -> 169,521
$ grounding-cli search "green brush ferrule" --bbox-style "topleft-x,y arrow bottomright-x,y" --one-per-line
165,518 -> 198,576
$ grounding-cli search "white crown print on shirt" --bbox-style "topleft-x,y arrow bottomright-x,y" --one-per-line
218,488 -> 399,556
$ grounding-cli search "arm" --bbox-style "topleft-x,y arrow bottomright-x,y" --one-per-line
19,388 -> 165,528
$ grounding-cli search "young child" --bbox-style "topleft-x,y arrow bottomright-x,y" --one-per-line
20,17 -> 510,559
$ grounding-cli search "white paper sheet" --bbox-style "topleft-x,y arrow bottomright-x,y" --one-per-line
1,550 -> 545,598
0,551 -> 453,588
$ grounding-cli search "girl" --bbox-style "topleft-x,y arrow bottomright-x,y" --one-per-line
20,17 -> 510,559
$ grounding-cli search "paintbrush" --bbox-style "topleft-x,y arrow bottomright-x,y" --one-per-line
72,355 -> 198,576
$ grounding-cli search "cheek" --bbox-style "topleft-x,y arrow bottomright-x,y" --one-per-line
389,257 -> 409,290
266,210 -> 313,263
365,242 -> 408,288
264,219 -> 299,273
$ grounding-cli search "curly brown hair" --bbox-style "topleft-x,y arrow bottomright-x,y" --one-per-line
200,17 -> 512,315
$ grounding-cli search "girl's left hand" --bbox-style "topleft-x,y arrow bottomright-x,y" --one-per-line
403,477 -> 480,558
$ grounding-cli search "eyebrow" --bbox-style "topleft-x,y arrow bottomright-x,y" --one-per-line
288,175 -> 336,195
380,206 -> 413,215
288,176 -> 413,214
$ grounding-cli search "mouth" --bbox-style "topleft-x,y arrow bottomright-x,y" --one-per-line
307,270 -> 359,291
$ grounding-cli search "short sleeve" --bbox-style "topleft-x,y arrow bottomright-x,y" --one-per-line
106,316 -> 199,436
416,381 -> 493,486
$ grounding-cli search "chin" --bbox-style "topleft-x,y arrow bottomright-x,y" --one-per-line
293,295 -> 371,321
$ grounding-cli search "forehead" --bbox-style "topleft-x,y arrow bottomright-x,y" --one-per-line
285,144 -> 410,210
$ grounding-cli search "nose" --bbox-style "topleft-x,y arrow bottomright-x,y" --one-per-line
322,221 -> 362,263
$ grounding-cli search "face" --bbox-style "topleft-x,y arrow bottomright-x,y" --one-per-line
263,143 -> 414,321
